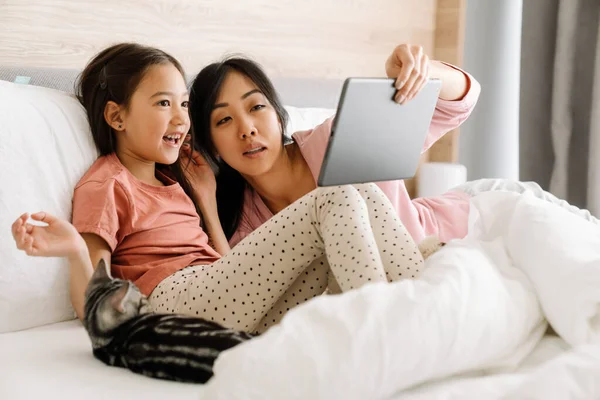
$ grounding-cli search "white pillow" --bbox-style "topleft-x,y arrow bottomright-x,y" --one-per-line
284,105 -> 335,137
0,80 -> 98,333
505,191 -> 600,346
468,190 -> 600,346
0,80 -> 336,333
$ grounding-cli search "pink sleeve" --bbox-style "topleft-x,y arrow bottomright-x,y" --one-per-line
229,224 -> 252,248
422,63 -> 481,152
228,189 -> 265,248
411,191 -> 471,243
291,117 -> 334,181
72,179 -> 130,251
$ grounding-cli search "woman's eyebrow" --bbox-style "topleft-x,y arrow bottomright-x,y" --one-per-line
213,89 -> 262,109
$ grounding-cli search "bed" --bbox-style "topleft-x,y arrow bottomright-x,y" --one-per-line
3,63 -> 600,400
1,318 -> 594,399
2,1 -> 600,398
0,320 -> 202,399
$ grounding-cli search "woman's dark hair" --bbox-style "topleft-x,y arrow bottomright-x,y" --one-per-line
189,56 -> 289,240
75,43 -> 202,219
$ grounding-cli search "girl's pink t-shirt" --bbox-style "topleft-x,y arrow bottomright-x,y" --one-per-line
72,153 -> 221,295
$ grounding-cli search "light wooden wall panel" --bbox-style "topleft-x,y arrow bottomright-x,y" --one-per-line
404,0 -> 467,197
428,0 -> 467,164
0,0 -> 437,79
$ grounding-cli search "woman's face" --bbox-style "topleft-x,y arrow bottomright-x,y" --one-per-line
209,71 -> 283,178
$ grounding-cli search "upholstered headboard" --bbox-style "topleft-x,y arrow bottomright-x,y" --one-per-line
0,66 -> 344,109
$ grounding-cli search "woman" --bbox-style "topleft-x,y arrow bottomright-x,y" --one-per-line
189,43 -> 481,247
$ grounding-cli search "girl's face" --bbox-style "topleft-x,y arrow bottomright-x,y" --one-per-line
115,63 -> 190,165
209,71 -> 283,178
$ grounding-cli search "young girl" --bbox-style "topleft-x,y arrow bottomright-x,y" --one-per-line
11,43 -> 427,334
188,44 -> 481,248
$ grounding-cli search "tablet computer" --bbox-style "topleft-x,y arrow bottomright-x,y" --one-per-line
317,78 -> 442,187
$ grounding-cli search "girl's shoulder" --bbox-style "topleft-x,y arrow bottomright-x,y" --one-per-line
76,153 -> 126,189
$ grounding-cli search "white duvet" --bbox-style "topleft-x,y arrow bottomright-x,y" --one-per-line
201,191 -> 600,399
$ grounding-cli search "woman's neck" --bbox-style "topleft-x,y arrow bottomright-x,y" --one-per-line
243,143 -> 316,214
115,149 -> 163,186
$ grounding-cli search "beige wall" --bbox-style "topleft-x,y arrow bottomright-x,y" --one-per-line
0,0 -> 437,78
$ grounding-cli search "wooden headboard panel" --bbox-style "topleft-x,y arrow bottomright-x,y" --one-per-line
0,0 -> 466,195
0,0 -> 440,75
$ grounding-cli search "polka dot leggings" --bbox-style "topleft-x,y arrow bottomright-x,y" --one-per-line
148,183 -> 424,333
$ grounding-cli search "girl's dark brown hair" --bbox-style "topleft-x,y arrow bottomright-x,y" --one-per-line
75,43 -> 202,220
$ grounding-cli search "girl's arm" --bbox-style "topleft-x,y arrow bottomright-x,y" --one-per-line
11,212 -> 110,320
74,233 -> 111,319
198,196 -> 231,256
181,144 -> 231,255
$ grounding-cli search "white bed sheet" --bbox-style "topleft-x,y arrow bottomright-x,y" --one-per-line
393,334 -> 570,399
0,320 -> 203,400
1,320 -> 597,400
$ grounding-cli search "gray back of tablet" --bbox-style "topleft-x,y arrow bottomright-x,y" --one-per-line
317,78 -> 442,187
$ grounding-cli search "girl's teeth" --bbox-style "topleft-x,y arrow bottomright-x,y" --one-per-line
163,136 -> 180,144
